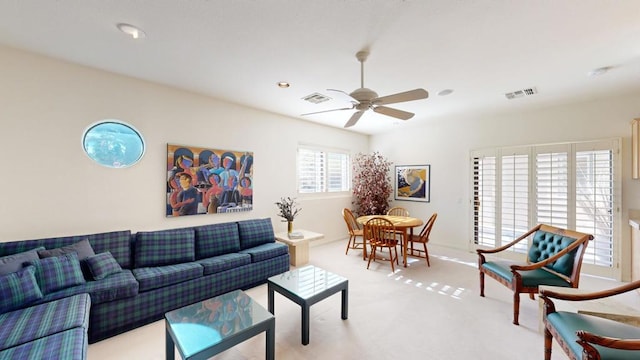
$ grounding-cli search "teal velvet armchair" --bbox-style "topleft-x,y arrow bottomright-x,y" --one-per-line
477,224 -> 593,325
541,281 -> 640,359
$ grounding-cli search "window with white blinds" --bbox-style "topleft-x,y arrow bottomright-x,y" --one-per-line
502,154 -> 529,252
471,139 -> 620,278
472,155 -> 496,248
575,148 -> 614,267
298,147 -> 350,193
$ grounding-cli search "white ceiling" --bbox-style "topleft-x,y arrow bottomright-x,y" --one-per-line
1,0 -> 639,135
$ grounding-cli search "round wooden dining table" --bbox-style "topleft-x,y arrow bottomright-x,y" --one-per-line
356,215 -> 423,267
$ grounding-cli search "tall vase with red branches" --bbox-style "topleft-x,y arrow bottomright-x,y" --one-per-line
351,152 -> 393,216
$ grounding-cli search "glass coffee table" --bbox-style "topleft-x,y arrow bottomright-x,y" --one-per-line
165,289 -> 274,360
268,265 -> 348,345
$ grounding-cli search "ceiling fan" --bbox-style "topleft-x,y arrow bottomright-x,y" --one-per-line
302,50 -> 429,128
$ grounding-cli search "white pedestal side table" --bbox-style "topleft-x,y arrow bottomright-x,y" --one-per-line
274,229 -> 324,266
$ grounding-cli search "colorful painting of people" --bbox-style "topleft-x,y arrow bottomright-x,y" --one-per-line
166,145 -> 253,217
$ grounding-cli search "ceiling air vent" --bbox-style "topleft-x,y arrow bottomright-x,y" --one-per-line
302,92 -> 332,104
505,87 -> 538,100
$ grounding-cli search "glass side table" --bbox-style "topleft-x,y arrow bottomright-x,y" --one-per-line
165,289 -> 274,360
267,265 -> 348,345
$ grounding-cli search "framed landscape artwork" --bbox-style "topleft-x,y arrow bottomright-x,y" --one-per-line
167,144 -> 253,217
395,165 -> 430,202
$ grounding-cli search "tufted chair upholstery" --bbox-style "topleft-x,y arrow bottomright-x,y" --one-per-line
476,224 -> 593,325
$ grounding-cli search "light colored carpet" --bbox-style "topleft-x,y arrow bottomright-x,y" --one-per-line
88,240 -> 639,360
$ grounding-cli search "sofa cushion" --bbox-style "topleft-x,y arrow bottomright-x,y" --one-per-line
237,218 -> 275,250
37,239 -> 95,260
528,230 -> 578,277
28,253 -> 86,294
197,253 -> 251,275
0,293 -> 90,352
85,252 -> 123,280
239,242 -> 289,263
0,327 -> 88,360
38,270 -> 138,305
132,263 -> 203,292
135,228 -> 195,267
0,247 -> 44,276
0,266 -> 43,314
194,222 -> 241,258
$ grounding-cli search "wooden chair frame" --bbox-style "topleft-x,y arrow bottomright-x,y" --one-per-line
477,224 -> 593,325
407,212 -> 437,267
541,281 -> 640,360
365,217 -> 400,272
387,206 -> 409,217
342,208 -> 365,259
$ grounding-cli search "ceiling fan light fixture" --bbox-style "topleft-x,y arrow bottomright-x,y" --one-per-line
117,23 -> 146,40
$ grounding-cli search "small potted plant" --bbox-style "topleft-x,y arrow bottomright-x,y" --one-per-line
275,197 -> 302,233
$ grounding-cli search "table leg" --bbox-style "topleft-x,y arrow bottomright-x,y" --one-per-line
341,287 -> 349,320
403,229 -> 408,267
302,304 -> 310,345
165,324 -> 175,360
266,319 -> 275,360
268,285 -> 275,314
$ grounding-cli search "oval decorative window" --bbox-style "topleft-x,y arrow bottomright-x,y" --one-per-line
82,120 -> 145,168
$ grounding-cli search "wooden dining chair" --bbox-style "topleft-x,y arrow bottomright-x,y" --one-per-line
407,212 -> 437,267
342,208 -> 365,258
365,217 -> 400,272
387,206 -> 409,217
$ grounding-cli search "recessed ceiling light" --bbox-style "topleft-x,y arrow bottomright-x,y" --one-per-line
437,89 -> 454,96
117,23 -> 146,40
277,81 -> 290,88
588,66 -> 611,77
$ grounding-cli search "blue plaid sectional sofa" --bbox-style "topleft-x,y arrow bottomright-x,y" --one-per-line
0,218 -> 289,359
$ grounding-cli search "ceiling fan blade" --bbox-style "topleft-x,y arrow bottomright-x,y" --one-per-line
327,89 -> 358,103
373,106 -> 414,120
344,111 -> 365,128
301,106 -> 354,116
373,88 -> 429,105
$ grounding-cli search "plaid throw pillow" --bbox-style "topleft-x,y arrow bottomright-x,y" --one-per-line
28,252 -> 86,294
86,252 -> 123,280
237,218 -> 275,250
0,266 -> 43,313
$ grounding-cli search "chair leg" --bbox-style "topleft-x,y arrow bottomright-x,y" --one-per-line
388,247 -> 395,272
367,245 -> 376,269
345,234 -> 354,255
529,293 -> 535,300
544,328 -> 553,360
479,271 -> 485,297
423,243 -> 430,267
513,292 -> 520,325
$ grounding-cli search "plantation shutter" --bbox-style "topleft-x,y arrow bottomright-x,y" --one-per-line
298,148 -> 325,193
472,153 -> 497,247
327,152 -> 350,192
535,147 -> 569,228
501,152 -> 529,252
298,146 -> 350,194
575,142 -> 615,268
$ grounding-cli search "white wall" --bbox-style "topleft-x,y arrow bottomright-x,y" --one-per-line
0,45 -> 368,243
371,93 -> 640,280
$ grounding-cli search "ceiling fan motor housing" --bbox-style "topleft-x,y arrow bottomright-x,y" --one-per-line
350,87 -> 378,110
